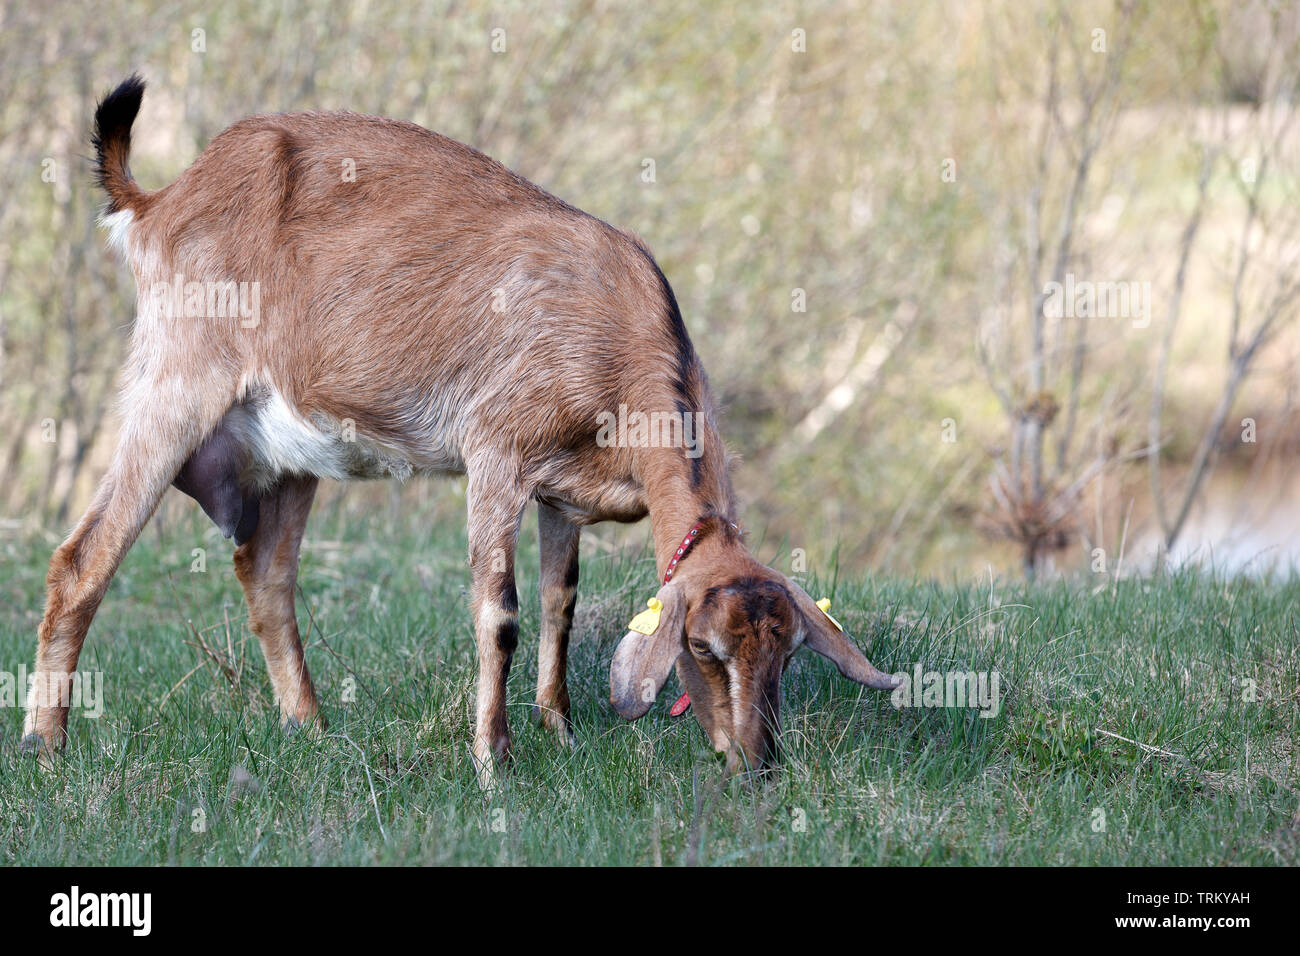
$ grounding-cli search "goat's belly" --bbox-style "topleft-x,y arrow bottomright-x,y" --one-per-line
233,391 -> 460,487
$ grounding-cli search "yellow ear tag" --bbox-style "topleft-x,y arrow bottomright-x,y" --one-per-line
628,597 -> 664,635
816,598 -> 845,632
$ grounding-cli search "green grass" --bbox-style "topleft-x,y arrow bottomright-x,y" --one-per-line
1,500 -> 1298,865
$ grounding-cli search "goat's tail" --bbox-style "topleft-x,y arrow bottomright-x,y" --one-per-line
92,74 -> 147,214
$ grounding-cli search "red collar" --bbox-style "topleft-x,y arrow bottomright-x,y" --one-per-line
663,521 -> 706,584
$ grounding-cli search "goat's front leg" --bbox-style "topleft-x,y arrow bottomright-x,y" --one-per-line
533,501 -> 579,745
466,472 -> 529,789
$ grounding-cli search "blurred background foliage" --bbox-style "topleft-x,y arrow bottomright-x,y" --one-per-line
3,0 -> 1300,578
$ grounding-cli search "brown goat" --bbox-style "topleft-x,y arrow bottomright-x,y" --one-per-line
21,76 -> 897,784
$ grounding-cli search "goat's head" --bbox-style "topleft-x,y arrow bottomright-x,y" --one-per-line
609,550 -> 898,773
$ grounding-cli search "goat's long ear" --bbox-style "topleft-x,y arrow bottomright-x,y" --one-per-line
788,579 -> 899,689
610,581 -> 687,719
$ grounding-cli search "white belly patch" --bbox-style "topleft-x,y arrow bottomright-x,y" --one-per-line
232,390 -> 419,486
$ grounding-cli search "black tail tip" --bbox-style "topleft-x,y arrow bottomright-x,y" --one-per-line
92,73 -> 146,151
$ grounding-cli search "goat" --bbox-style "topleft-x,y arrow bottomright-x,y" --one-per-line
22,75 -> 898,784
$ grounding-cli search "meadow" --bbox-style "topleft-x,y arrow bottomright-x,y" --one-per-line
1,500 -> 1296,865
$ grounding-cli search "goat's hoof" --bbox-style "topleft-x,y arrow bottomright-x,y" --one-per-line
531,703 -> 575,747
19,733 -> 57,769
280,710 -> 325,736
471,738 -> 512,792
472,756 -> 501,793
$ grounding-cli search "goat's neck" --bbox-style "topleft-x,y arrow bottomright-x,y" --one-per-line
635,353 -> 738,579
649,517 -> 754,597
641,450 -> 739,581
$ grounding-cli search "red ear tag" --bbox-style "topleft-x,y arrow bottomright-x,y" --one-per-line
669,693 -> 691,717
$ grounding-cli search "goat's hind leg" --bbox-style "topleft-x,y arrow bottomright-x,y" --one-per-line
22,390 -> 224,757
232,475 -> 323,732
173,415 -> 321,728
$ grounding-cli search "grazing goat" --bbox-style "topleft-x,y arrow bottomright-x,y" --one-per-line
22,75 -> 898,784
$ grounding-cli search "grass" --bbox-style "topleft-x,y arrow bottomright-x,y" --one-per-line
1,496 -> 1298,866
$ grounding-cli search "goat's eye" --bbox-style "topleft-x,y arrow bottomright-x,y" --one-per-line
689,640 -> 712,658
